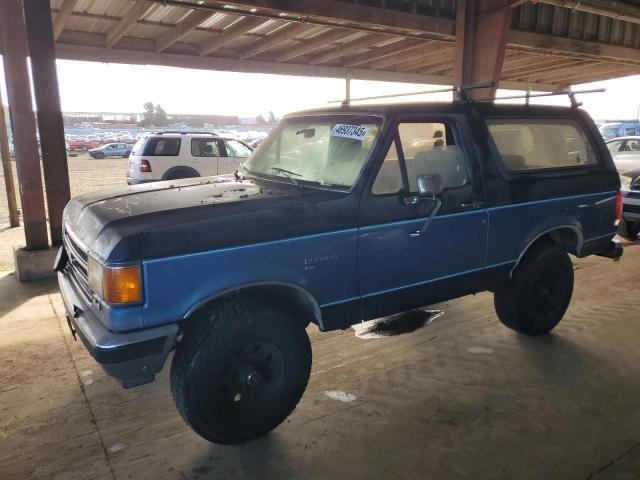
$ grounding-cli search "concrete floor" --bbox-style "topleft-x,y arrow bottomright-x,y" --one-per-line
2,241 -> 640,480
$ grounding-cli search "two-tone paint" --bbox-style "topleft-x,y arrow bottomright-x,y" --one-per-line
61,102 -> 620,337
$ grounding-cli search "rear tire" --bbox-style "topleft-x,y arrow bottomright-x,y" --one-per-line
617,219 -> 640,240
170,298 -> 312,444
494,242 -> 573,336
164,169 -> 199,180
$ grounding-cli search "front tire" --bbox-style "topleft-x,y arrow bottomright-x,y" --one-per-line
618,219 -> 640,240
93,151 -> 105,159
170,298 -> 312,444
494,242 -> 573,336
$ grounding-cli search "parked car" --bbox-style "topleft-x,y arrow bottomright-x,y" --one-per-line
58,101 -> 622,445
600,121 -> 640,140
126,132 -> 252,184
619,168 -> 640,239
606,136 -> 640,172
68,138 -> 101,151
89,143 -> 132,159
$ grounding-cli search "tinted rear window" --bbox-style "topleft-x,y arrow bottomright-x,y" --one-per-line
487,119 -> 597,171
143,137 -> 181,156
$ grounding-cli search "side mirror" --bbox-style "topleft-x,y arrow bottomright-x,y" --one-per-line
417,174 -> 444,197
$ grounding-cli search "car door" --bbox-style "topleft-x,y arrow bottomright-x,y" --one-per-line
222,139 -> 252,174
190,138 -> 223,176
613,139 -> 640,171
357,114 -> 488,320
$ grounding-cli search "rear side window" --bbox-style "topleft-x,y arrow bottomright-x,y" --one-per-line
487,119 -> 597,171
143,137 -> 181,156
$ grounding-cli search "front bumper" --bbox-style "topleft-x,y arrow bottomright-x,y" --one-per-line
57,267 -> 178,388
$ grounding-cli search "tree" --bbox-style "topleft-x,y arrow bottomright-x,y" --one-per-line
267,111 -> 278,123
155,104 -> 168,127
256,114 -> 267,124
141,101 -> 155,126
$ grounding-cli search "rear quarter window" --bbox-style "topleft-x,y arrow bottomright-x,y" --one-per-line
487,119 -> 598,171
143,137 -> 181,156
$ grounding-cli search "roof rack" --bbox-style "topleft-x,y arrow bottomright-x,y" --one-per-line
476,88 -> 605,108
330,82 -> 495,105
330,83 -> 603,108
152,131 -> 219,136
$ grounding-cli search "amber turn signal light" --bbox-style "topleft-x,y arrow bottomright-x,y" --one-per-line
102,265 -> 142,304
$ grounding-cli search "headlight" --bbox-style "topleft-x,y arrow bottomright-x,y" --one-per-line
88,256 -> 142,304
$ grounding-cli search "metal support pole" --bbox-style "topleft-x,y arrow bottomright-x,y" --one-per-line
0,0 -> 48,249
0,87 -> 20,228
24,0 -> 71,246
344,71 -> 352,105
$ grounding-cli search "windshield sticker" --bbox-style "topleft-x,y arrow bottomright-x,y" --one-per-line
331,124 -> 368,141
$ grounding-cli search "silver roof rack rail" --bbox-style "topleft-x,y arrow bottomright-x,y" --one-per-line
330,82 -> 495,105
475,88 -> 605,108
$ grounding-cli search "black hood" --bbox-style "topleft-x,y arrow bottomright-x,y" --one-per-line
63,175 -> 358,263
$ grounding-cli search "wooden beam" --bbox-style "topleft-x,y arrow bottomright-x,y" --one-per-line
502,57 -> 570,77
199,16 -> 266,56
276,28 -> 357,63
368,42 -> 435,69
54,40 -> 559,91
106,0 -> 154,48
0,0 -> 48,249
52,0 -> 78,41
505,60 -> 592,80
552,63 -> 639,84
343,39 -> 424,67
25,0 -> 71,246
0,86 -> 19,228
532,61 -> 609,83
392,48 -> 454,72
239,22 -> 315,59
508,30 -> 640,65
565,67 -> 640,86
309,33 -> 393,65
156,9 -> 213,52
454,0 -> 512,99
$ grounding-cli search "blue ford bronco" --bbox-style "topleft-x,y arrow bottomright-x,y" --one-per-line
57,99 -> 623,444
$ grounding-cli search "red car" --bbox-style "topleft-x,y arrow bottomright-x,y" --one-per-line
68,139 -> 101,151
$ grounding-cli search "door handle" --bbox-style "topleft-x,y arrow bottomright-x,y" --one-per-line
461,201 -> 485,210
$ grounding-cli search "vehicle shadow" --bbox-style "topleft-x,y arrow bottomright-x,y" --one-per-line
179,433 -> 296,480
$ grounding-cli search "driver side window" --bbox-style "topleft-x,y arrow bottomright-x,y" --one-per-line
372,122 -> 469,195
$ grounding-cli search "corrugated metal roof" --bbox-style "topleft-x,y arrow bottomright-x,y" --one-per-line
33,0 -> 640,89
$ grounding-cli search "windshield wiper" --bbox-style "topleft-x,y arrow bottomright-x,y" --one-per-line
271,167 -> 303,189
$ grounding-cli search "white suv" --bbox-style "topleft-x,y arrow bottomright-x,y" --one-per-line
126,132 -> 252,185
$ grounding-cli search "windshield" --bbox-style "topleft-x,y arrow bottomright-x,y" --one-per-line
243,115 -> 383,189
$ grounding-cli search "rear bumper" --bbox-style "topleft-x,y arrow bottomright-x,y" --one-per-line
57,268 -> 178,388
594,238 -> 624,261
126,176 -> 155,185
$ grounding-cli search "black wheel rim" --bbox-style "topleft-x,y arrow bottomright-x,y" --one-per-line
220,340 -> 286,412
529,270 -> 563,317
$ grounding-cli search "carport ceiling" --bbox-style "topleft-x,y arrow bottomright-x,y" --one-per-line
28,0 -> 640,90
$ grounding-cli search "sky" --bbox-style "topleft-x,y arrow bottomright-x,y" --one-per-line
1,58 -> 640,121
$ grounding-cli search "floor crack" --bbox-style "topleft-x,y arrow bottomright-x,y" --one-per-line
48,294 -> 117,480
585,440 -> 640,480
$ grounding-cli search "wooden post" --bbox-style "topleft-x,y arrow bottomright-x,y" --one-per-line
454,0 -> 512,100
0,88 -> 20,228
0,0 -> 48,249
24,0 -> 71,246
